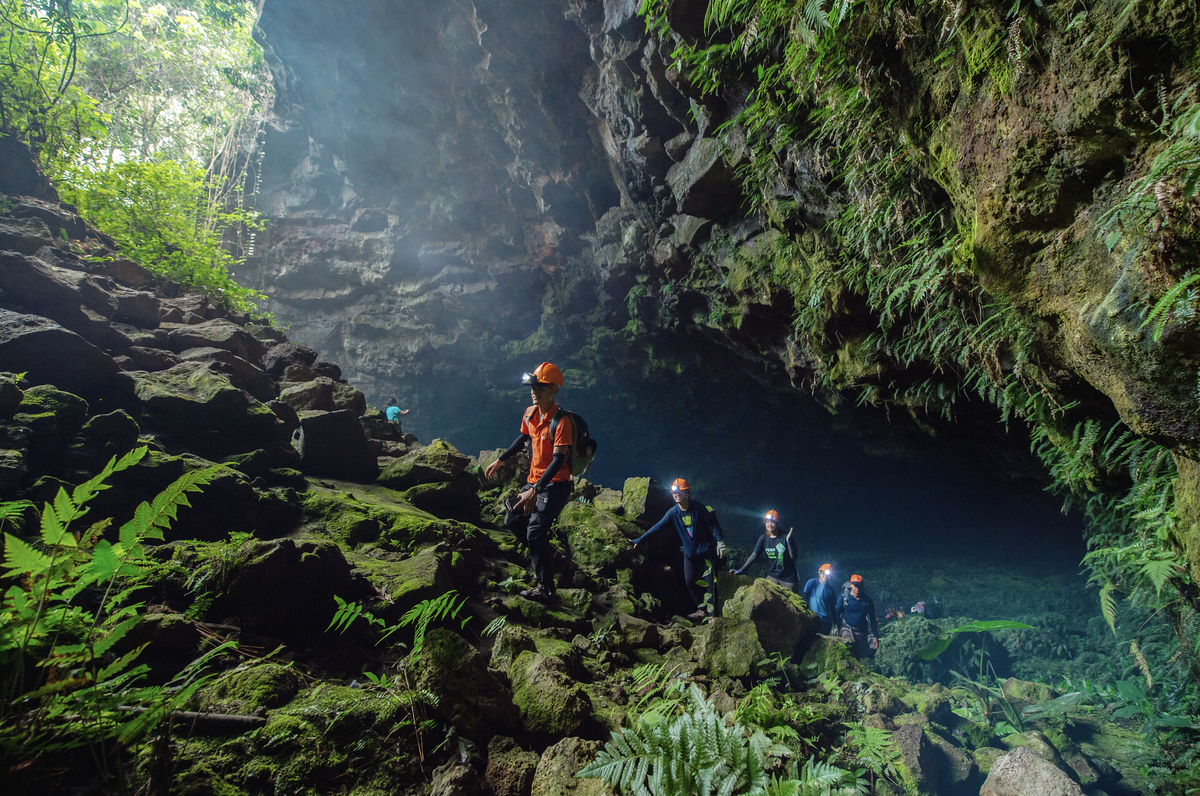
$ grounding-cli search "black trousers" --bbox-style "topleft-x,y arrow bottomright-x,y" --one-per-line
682,553 -> 719,614
505,481 -> 571,591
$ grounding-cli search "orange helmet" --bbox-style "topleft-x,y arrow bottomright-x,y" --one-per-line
850,573 -> 863,583
670,478 -> 691,493
522,362 -> 564,387
763,510 -> 781,523
819,563 -> 833,573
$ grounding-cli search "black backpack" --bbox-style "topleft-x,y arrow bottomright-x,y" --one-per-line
523,407 -> 598,477
551,408 -> 598,477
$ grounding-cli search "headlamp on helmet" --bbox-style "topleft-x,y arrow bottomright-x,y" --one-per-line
670,477 -> 691,493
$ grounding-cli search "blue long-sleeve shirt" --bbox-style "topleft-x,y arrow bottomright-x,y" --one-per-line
837,589 -> 879,636
803,577 -> 838,620
632,502 -> 724,558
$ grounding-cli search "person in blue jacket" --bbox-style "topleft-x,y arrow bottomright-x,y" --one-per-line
732,510 -> 798,591
836,573 -> 880,657
802,563 -> 838,634
631,478 -> 727,621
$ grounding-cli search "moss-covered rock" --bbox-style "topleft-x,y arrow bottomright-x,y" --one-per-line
401,473 -> 482,523
0,371 -> 23,417
721,578 -> 816,657
892,723 -> 936,796
406,628 -> 518,743
487,736 -> 541,796
532,737 -> 613,796
195,663 -> 301,715
492,625 -> 538,673
620,477 -> 671,528
800,634 -> 865,682
378,438 -> 471,491
926,730 -> 980,796
689,617 -> 765,679
303,483 -> 482,554
509,651 -> 592,736
556,502 -> 637,577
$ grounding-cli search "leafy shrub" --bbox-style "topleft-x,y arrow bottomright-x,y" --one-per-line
56,159 -> 267,314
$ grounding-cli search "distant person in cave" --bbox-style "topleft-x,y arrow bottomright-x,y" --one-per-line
385,398 -> 408,431
837,573 -> 880,657
483,362 -> 573,602
630,478 -> 727,621
731,510 -> 799,591
803,563 -> 838,634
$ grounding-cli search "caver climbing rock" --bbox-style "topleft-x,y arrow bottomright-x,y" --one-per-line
630,478 -> 726,620
484,362 -> 574,602
733,509 -> 799,591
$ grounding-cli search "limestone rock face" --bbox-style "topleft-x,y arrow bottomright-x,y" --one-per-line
981,746 -> 1084,796
487,736 -> 540,796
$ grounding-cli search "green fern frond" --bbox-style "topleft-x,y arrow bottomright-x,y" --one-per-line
1099,582 -> 1118,637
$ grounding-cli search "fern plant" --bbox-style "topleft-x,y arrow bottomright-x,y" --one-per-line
579,684 -> 858,796
0,447 -> 225,767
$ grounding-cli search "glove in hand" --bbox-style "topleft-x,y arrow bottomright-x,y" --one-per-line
716,541 -> 727,558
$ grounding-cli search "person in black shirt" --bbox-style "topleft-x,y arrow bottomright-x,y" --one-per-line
732,510 -> 799,591
836,573 -> 880,657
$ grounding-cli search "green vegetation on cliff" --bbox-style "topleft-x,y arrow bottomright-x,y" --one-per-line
641,0 -> 1200,755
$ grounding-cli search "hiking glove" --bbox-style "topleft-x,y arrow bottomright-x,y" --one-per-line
732,568 -> 742,576
716,541 -> 727,558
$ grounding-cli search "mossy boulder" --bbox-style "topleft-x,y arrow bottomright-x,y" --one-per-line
556,502 -> 637,576
116,361 -> 287,446
1000,677 -> 1057,706
927,731 -> 980,796
294,409 -> 379,483
13,384 -> 88,463
363,544 -> 456,620
899,682 -> 954,722
378,438 -> 470,490
303,484 -> 481,554
721,578 -> 816,657
800,633 -> 865,682
690,617 -> 765,679
492,625 -> 538,673
401,473 -> 482,523
620,476 -> 672,528
892,723 -> 937,796
216,537 -> 362,643
509,651 -> 592,736
591,487 -> 624,514
0,448 -> 25,492
487,735 -> 541,796
278,376 -> 367,415
0,371 -> 23,417
532,737 -> 614,796
406,628 -> 518,742
195,663 -> 301,715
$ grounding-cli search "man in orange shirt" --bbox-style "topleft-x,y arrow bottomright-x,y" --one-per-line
484,362 -> 574,602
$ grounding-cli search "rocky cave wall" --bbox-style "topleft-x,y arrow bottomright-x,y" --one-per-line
247,0 -> 1200,575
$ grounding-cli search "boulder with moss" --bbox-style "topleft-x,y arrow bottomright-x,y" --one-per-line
620,477 -> 673,528
401,472 -> 482,523
532,737 -> 614,796
405,628 -> 518,743
556,502 -> 638,577
509,651 -> 592,737
689,617 -> 765,679
487,735 -> 541,796
378,438 -> 471,490
195,663 -> 301,715
213,537 -> 364,644
721,578 -> 816,657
